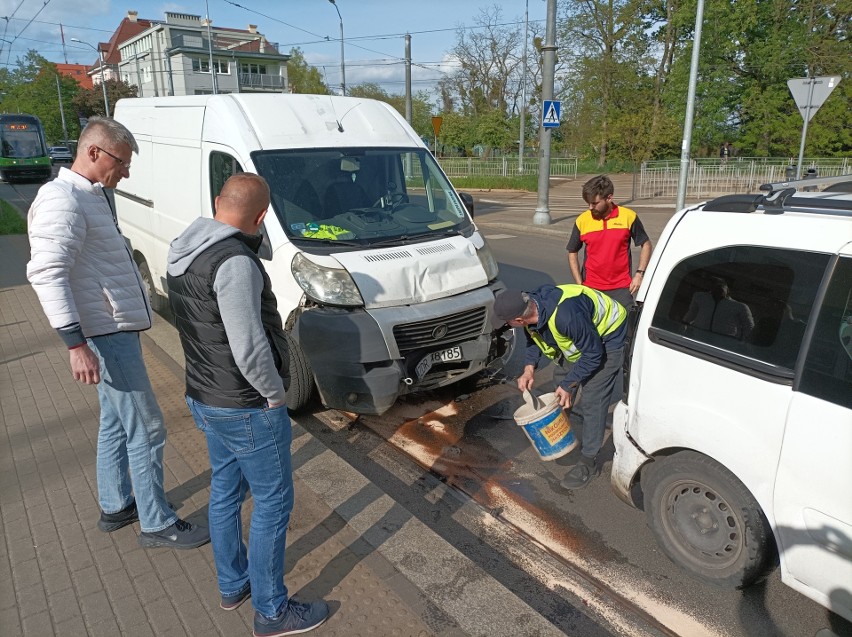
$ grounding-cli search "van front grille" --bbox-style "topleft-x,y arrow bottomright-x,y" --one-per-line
393,307 -> 487,354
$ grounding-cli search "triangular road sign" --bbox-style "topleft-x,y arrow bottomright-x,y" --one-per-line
787,76 -> 841,122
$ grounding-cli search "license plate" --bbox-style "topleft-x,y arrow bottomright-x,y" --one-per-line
415,345 -> 462,379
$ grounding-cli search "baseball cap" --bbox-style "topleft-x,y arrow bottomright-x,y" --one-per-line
492,289 -> 527,325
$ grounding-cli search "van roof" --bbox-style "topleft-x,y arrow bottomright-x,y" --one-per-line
114,93 -> 424,150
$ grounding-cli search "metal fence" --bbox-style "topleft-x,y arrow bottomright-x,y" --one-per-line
639,157 -> 851,199
437,156 -> 578,179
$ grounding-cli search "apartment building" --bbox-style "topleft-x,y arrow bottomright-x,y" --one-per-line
86,10 -> 290,96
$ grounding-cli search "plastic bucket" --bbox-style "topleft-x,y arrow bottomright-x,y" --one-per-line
513,390 -> 577,461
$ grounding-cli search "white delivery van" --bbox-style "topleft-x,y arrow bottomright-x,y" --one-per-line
112,94 -> 511,415
611,176 -> 852,622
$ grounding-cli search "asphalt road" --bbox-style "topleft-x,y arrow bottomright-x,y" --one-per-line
4,174 -> 850,637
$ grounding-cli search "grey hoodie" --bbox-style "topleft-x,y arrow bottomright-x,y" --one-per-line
167,217 -> 286,405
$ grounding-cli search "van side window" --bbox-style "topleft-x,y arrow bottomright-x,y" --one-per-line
210,152 -> 243,205
650,247 -> 829,368
799,257 -> 852,409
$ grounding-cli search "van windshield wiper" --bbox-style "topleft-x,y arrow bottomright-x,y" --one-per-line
366,229 -> 458,247
294,237 -> 363,246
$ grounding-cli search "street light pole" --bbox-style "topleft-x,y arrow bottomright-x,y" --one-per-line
533,0 -> 557,226
72,38 -> 109,116
328,0 -> 346,96
674,0 -> 704,212
55,73 -> 69,145
518,0 -> 529,174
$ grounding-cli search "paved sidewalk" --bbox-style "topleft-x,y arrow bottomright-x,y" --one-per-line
0,235 -> 444,637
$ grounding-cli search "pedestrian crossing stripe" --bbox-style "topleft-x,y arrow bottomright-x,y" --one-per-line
542,100 -> 561,128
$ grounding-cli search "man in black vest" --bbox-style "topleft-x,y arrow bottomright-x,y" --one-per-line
167,174 -> 328,637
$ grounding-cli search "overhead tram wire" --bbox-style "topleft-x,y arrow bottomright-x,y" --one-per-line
222,1 -> 542,78
4,0 -> 52,66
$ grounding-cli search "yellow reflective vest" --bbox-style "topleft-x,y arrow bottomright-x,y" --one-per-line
528,284 -> 626,362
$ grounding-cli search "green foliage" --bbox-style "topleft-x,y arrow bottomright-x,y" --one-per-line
434,0 -> 851,162
475,111 -> 517,157
449,174 -> 541,192
660,0 -> 851,158
0,199 -> 27,235
436,112 -> 476,153
287,47 -> 330,95
72,79 -> 138,118
0,52 -> 82,145
347,83 -> 435,139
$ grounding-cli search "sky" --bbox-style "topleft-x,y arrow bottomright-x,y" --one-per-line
0,0 -> 549,95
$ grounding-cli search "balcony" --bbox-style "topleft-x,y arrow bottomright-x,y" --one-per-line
239,73 -> 284,91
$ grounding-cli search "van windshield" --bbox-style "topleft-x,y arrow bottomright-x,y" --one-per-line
252,148 -> 471,246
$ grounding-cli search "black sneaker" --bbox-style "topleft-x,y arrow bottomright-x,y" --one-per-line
221,583 -> 251,611
560,456 -> 597,490
253,599 -> 329,637
138,518 -> 211,549
98,501 -> 138,532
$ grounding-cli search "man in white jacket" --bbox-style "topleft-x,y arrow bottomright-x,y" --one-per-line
27,117 -> 209,549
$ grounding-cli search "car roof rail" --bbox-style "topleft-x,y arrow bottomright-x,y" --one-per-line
761,188 -> 797,214
702,193 -> 765,213
759,173 -> 852,193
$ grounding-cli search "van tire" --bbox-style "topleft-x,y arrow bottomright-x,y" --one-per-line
285,332 -> 315,413
642,451 -> 774,589
137,259 -> 167,313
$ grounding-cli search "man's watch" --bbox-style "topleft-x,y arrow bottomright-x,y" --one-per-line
636,269 -> 645,275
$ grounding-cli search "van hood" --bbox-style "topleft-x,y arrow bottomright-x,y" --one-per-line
331,235 -> 488,309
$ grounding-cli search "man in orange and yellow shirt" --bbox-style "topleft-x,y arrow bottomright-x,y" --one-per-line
566,175 -> 653,309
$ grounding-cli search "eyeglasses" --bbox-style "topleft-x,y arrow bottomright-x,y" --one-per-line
96,146 -> 131,170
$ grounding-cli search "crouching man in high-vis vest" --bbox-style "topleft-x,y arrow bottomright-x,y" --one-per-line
493,285 -> 626,489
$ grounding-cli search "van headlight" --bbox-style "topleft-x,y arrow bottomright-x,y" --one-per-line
291,252 -> 364,306
476,242 -> 499,282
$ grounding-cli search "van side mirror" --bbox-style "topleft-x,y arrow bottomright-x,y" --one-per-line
259,227 -> 273,260
459,191 -> 474,217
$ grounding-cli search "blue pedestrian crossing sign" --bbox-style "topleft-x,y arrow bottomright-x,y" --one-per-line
542,100 -> 561,128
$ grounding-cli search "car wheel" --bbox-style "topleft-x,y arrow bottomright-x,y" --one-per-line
284,332 -> 316,413
642,450 -> 775,589
137,259 -> 167,313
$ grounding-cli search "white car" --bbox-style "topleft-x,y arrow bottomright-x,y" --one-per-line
48,146 -> 73,163
611,175 -> 852,622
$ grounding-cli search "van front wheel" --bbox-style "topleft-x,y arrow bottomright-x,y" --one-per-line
137,259 -> 167,313
643,451 -> 774,589
285,332 -> 316,413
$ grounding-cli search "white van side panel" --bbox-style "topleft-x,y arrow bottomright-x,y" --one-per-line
149,140 -> 202,288
773,387 -> 852,621
627,342 -> 789,516
114,101 -> 206,294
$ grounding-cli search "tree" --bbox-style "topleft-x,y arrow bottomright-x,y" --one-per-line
437,112 -> 477,154
348,83 -> 435,140
71,79 -> 137,118
72,79 -> 138,118
287,47 -> 330,95
438,5 -> 525,117
558,0 -> 652,166
0,52 -> 83,144
475,110 -> 516,156
661,0 -> 851,157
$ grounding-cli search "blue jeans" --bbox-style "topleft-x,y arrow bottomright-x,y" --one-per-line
554,346 -> 624,460
89,331 -> 177,532
186,396 -> 294,618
